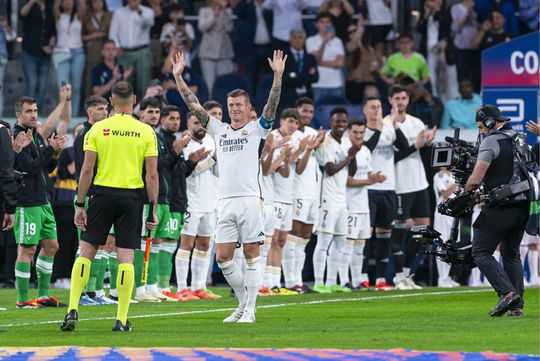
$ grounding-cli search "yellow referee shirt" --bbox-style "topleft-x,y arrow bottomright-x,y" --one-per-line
84,113 -> 158,189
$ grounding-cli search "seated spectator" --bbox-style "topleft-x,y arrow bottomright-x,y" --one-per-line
82,0 -> 112,102
451,0 -> 480,91
53,0 -> 86,116
160,6 -> 194,66
364,0 -> 394,61
380,33 -> 430,87
282,29 -> 319,108
400,75 -> 443,127
440,79 -> 482,129
264,0 -> 304,51
198,0 -> 234,94
92,40 -> 133,99
471,9 -> 512,51
519,0 -> 539,34
318,0 -> 355,44
474,0 -> 519,36
345,20 -> 378,104
306,11 -> 345,102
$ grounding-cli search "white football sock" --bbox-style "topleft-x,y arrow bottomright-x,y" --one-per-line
218,259 -> 246,307
436,258 -> 451,283
351,239 -> 366,287
338,239 -> 354,286
263,265 -> 273,289
528,249 -> 539,282
191,249 -> 208,291
282,237 -> 296,288
245,256 -> 261,314
325,235 -> 345,287
260,237 -> 271,279
313,232 -> 333,286
294,237 -> 309,286
234,246 -> 247,279
174,249 -> 191,290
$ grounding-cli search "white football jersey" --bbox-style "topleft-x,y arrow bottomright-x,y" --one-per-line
206,116 -> 269,199
292,126 -> 320,200
433,170 -> 456,205
260,164 -> 274,205
316,133 -> 351,208
366,118 -> 396,191
394,115 -> 429,194
183,135 -> 216,213
272,129 -> 299,204
347,145 -> 372,214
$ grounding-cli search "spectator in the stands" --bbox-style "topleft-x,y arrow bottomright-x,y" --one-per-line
109,0 -> 154,97
318,0 -> 355,44
264,0 -> 304,51
345,20 -> 378,104
451,0 -> 480,91
198,0 -> 234,93
0,15 -> 16,117
92,40 -> 134,99
160,6 -> 194,67
306,11 -> 345,102
20,0 -> 56,109
471,9 -> 512,51
53,0 -> 86,116
417,0 -> 458,103
399,75 -> 443,128
105,0 -> 123,12
440,79 -> 482,129
232,0 -> 272,88
519,0 -> 539,33
82,0 -> 112,102
364,0 -> 394,61
474,0 -> 518,37
144,0 -> 167,78
282,29 -> 319,108
380,32 -> 430,87
363,82 -> 390,114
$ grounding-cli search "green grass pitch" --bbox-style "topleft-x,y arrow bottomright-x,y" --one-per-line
0,287 -> 538,354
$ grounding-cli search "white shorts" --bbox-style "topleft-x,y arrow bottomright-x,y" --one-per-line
263,203 -> 276,237
215,197 -> 265,244
292,198 -> 319,225
318,206 -> 348,236
181,211 -> 216,237
274,202 -> 292,232
522,233 -> 540,246
347,212 -> 371,240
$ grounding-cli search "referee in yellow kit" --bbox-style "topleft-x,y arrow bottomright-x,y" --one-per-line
61,81 -> 159,332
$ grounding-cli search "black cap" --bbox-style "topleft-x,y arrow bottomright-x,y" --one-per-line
475,104 -> 511,123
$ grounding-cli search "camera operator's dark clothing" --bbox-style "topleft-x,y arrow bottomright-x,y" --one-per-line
472,123 -> 528,308
13,126 -> 58,207
0,125 -> 17,214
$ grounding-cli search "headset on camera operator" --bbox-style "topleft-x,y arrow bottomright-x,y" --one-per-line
465,104 -> 538,318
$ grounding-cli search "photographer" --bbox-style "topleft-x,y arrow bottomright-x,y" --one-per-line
465,104 -> 530,317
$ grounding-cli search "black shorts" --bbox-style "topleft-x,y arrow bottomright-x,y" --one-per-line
81,187 -> 144,249
368,190 -> 397,228
396,189 -> 430,221
365,24 -> 393,45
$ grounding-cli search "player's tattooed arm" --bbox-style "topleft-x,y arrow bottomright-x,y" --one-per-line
171,52 -> 210,127
262,50 -> 288,122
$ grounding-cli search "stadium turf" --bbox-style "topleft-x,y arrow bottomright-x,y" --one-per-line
0,287 -> 537,355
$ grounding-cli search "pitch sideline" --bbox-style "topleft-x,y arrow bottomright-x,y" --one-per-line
0,289 -> 492,328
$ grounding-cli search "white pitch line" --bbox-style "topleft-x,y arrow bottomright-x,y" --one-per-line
0,289 -> 491,328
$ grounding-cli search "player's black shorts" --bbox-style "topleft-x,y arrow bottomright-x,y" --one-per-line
368,190 -> 397,228
81,186 -> 144,249
396,189 -> 430,221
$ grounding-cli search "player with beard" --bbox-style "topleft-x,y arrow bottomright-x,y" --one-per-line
313,107 -> 361,293
287,97 -> 324,293
388,86 -> 436,290
176,111 -> 219,300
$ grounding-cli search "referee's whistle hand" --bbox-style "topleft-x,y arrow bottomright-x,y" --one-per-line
74,208 -> 87,231
146,214 -> 158,231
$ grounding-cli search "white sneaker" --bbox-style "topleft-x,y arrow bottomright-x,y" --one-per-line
135,293 -> 161,303
438,278 -> 453,288
223,307 -> 244,323
529,278 -> 540,287
405,276 -> 422,290
237,311 -> 256,323
449,278 -> 460,287
100,296 -> 118,304
394,278 -> 413,290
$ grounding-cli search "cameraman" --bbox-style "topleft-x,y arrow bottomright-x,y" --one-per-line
465,104 -> 529,317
